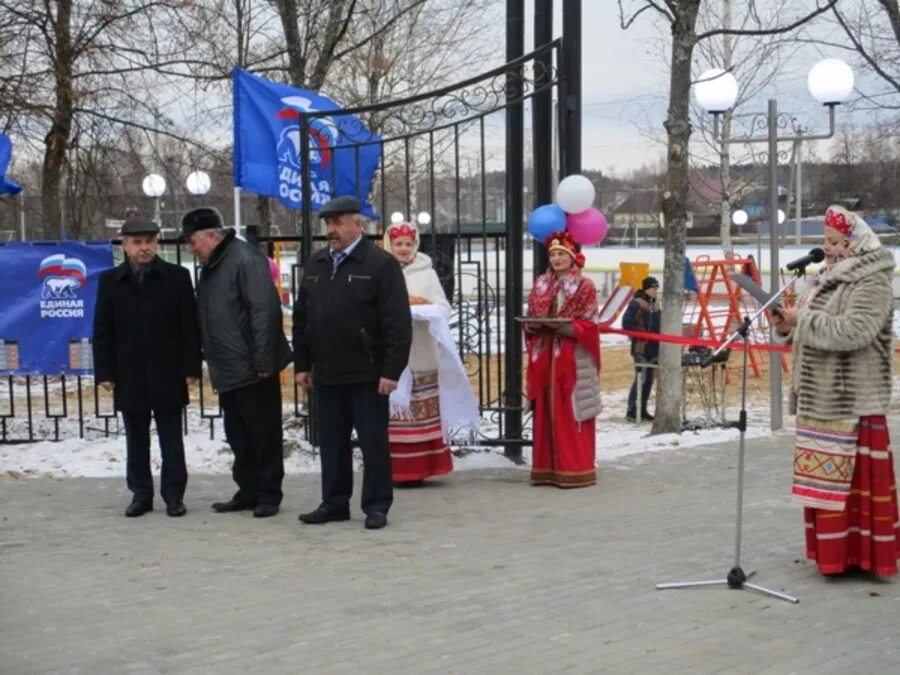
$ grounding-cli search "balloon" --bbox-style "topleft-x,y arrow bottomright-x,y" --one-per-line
566,208 -> 608,246
528,204 -> 566,242
555,174 -> 595,214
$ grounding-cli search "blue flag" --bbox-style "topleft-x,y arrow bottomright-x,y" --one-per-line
0,242 -> 114,375
233,68 -> 381,218
0,134 -> 23,196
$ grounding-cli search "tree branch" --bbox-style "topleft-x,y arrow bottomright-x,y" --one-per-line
696,0 -> 838,40
332,0 -> 428,60
831,4 -> 900,94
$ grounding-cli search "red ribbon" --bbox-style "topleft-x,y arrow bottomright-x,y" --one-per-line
599,326 -> 791,353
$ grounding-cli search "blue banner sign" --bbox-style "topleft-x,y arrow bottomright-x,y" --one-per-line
0,242 -> 114,374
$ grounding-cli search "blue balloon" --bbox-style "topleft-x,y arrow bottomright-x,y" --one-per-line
528,204 -> 566,242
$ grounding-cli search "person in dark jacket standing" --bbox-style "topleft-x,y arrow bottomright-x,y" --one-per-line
182,207 -> 292,518
293,196 -> 412,530
622,276 -> 660,422
93,216 -> 202,518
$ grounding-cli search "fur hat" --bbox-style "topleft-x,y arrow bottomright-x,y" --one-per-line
181,207 -> 224,237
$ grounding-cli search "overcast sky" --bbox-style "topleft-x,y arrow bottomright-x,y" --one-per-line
521,1 -> 897,177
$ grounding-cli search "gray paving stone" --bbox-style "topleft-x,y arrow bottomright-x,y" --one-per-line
1,423 -> 899,673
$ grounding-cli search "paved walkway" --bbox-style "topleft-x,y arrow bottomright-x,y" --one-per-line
2,423 -> 899,674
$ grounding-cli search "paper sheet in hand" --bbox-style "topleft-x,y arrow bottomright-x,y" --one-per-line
731,274 -> 779,310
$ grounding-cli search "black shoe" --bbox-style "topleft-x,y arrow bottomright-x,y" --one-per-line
298,505 -> 350,524
253,504 -> 279,518
125,501 -> 153,517
166,501 -> 186,517
641,412 -> 654,421
394,480 -> 425,488
364,512 -> 388,530
211,498 -> 255,513
625,413 -> 637,423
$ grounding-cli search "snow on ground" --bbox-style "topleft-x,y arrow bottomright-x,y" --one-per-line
0,385 -> 787,480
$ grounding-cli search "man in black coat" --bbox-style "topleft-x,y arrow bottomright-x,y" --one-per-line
294,196 -> 412,530
182,207 -> 292,519
93,217 -> 202,518
622,276 -> 661,422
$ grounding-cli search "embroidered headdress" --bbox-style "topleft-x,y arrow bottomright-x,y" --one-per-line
544,230 -> 585,268
824,204 -> 881,256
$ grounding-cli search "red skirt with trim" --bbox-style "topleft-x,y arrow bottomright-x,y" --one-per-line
389,372 -> 453,482
804,415 -> 900,576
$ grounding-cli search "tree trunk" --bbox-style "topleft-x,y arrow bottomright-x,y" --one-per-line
256,195 -> 271,236
719,110 -> 734,255
718,0 -> 734,255
41,0 -> 74,240
651,2 -> 700,436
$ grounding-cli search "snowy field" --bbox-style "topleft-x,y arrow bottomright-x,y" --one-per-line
0,383 -> 785,481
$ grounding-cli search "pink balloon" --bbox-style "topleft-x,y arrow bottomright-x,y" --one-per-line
566,207 -> 608,245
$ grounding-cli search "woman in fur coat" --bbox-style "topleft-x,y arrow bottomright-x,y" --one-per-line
384,222 -> 455,484
773,205 -> 899,577
524,230 -> 601,488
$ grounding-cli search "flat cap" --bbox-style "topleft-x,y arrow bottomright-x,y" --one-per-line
120,217 -> 159,236
318,195 -> 362,219
181,206 -> 224,237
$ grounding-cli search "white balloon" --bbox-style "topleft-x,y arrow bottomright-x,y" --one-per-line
555,175 -> 595,214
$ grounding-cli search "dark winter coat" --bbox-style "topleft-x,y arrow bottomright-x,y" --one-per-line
293,236 -> 412,385
196,230 -> 292,394
621,290 -> 660,359
92,256 -> 201,412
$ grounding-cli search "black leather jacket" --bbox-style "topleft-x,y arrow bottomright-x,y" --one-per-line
293,237 -> 412,385
196,230 -> 292,393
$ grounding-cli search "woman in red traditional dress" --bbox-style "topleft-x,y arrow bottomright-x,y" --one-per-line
385,221 -> 455,485
524,230 -> 601,488
774,205 -> 899,577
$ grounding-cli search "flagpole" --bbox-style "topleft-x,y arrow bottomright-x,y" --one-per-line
19,193 -> 26,241
233,186 -> 242,238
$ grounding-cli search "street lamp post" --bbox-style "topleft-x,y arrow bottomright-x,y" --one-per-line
186,170 -> 211,201
141,173 -> 166,225
694,59 -> 854,430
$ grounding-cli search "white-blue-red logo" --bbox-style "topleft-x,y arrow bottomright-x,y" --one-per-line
274,95 -> 340,208
38,254 -> 86,317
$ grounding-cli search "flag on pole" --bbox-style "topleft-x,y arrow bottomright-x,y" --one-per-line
0,134 -> 23,196
233,68 -> 381,218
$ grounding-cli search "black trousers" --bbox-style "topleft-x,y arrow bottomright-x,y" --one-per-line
220,377 -> 285,506
627,354 -> 656,416
316,382 -> 393,515
121,408 -> 186,505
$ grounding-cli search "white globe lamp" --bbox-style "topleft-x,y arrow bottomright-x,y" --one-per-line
694,68 -> 739,113
777,209 -> 786,225
807,59 -> 854,105
141,173 -> 166,198
731,209 -> 748,226
390,211 -> 405,224
185,170 -> 211,196
416,211 -> 431,226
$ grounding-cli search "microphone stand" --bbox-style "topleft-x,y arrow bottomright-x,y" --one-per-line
655,268 -> 809,604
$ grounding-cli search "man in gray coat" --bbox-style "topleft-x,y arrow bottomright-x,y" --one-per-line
182,207 -> 292,518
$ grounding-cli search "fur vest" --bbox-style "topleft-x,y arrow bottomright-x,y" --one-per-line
789,246 -> 894,419
402,252 -> 451,372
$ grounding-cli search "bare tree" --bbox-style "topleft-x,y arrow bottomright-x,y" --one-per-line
0,1 -> 214,239
618,0 -> 839,435
829,0 -> 900,106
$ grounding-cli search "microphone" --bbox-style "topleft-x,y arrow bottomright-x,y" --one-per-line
784,248 -> 825,272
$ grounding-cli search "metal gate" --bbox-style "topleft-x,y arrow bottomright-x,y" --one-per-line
1,40 -> 569,456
